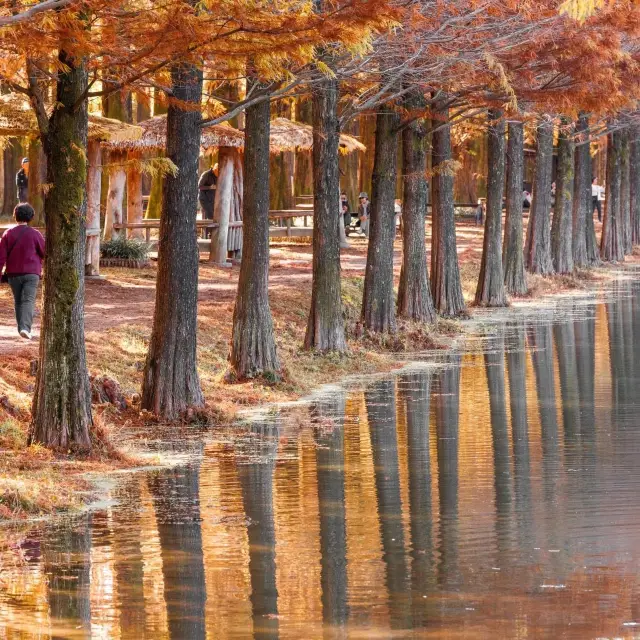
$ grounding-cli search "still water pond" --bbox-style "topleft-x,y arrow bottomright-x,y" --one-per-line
2,280 -> 640,639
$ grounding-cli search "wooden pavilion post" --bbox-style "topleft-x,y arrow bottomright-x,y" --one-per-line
210,147 -> 235,266
103,149 -> 126,240
126,149 -> 144,239
85,139 -> 102,276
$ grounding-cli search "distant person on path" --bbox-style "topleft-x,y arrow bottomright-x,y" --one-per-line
0,203 -> 45,340
341,202 -> 352,236
358,192 -> 370,238
592,176 -> 604,222
340,191 -> 350,213
394,199 -> 402,234
475,198 -> 486,226
16,158 -> 29,203
523,190 -> 532,209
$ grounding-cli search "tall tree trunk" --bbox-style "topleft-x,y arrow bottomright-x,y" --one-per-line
141,60 -> 204,418
2,141 -> 20,216
85,140 -> 102,277
397,90 -> 436,323
551,118 -> 575,274
582,124 -> 600,266
601,129 -> 624,262
27,137 -> 46,225
475,109 -> 506,306
361,103 -> 399,333
503,120 -> 528,295
631,127 -> 640,246
126,152 -> 144,240
230,84 -> 280,378
210,147 -> 235,266
304,65 -> 347,351
620,128 -> 632,255
572,114 -> 591,267
30,49 -> 92,450
525,119 -> 554,275
430,104 -> 465,316
103,150 -> 126,240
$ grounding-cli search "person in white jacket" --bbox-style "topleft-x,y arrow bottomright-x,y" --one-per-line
592,176 -> 604,222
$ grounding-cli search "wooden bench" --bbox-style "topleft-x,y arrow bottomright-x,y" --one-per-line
112,220 -> 244,260
269,210 -> 314,238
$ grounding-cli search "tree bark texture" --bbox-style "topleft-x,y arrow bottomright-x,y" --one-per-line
551,119 -> 575,274
103,150 -> 126,240
620,129 -> 632,255
525,119 -> 554,275
304,70 -> 347,351
361,103 -> 399,334
85,140 -> 102,277
572,114 -> 591,267
3,141 -> 22,216
141,61 -> 204,418
397,90 -> 436,323
631,128 -> 640,246
126,152 -> 144,240
503,121 -> 528,295
601,130 -> 624,262
27,137 -> 46,225
210,147 -> 234,265
230,84 -> 281,378
30,49 -> 92,451
430,105 -> 466,317
475,109 -> 506,306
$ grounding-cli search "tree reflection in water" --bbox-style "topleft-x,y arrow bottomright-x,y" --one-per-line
312,390 -> 349,637
365,379 -> 411,629
433,356 -> 462,591
398,370 -> 435,628
237,420 -> 280,640
148,465 -> 207,639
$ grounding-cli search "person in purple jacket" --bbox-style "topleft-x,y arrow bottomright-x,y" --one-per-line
0,203 -> 45,340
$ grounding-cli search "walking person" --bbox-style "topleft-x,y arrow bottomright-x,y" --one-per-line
357,192 -> 371,238
592,176 -> 604,222
0,203 -> 45,340
16,157 -> 29,203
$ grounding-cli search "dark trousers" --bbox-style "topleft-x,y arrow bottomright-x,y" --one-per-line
592,197 -> 602,222
8,274 -> 39,333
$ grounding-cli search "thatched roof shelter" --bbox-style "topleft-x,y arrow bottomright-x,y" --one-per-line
0,93 -> 143,142
102,113 -> 245,153
269,117 -> 366,154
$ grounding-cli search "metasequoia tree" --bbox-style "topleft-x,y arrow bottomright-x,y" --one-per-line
141,56 -> 205,418
503,120 -> 528,295
475,109 -> 506,306
397,89 -> 436,323
551,118 -> 575,274
631,125 -> 640,245
572,114 -> 591,267
601,128 -> 624,262
525,119 -> 554,275
361,101 -> 400,333
430,101 -> 466,317
620,129 -> 632,255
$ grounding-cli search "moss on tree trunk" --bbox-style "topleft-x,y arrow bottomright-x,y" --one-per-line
475,109 -> 507,306
30,49 -> 92,451
630,128 -> 640,246
141,60 -> 204,419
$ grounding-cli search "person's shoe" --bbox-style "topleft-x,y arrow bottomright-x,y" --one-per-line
19,330 -> 32,340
